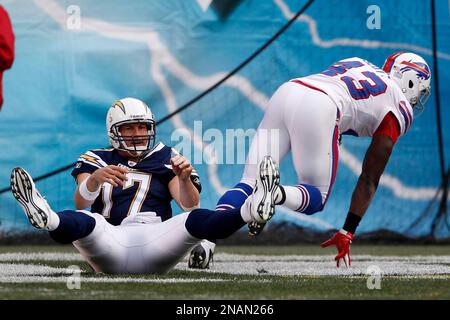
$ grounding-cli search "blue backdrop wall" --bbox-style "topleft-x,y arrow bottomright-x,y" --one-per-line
0,0 -> 448,238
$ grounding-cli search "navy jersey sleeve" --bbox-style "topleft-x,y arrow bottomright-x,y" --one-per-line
159,147 -> 176,184
71,150 -> 106,181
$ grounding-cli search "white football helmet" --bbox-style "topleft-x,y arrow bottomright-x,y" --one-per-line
106,97 -> 156,158
383,52 -> 431,112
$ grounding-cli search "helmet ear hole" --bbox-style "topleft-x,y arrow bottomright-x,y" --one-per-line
409,80 -> 414,88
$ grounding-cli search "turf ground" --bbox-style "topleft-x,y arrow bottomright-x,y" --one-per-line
0,244 -> 449,300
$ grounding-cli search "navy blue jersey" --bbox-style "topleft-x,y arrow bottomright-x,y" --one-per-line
71,142 -> 199,225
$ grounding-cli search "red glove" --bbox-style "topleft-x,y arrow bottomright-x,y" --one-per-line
321,229 -> 353,268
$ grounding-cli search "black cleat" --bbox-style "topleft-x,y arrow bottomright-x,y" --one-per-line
188,243 -> 214,269
248,221 -> 266,236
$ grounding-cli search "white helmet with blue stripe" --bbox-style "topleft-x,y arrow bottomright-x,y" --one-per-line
383,52 -> 431,112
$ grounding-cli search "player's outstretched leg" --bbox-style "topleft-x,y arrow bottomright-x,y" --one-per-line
10,167 -> 59,230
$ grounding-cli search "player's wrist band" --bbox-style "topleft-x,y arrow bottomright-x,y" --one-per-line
342,211 -> 361,234
79,178 -> 101,201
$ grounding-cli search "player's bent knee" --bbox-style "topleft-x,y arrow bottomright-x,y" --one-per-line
300,184 -> 325,215
303,201 -> 324,215
185,208 -> 211,239
185,208 -> 242,240
185,208 -> 228,240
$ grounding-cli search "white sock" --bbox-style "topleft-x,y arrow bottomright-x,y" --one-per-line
201,240 -> 216,253
280,186 -> 308,212
46,210 -> 60,231
240,197 -> 253,223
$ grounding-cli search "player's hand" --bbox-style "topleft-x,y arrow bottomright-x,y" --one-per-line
89,165 -> 129,188
171,154 -> 192,181
321,229 -> 353,268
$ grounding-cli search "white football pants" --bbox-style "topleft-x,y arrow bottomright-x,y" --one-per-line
242,80 -> 340,204
72,210 -> 199,274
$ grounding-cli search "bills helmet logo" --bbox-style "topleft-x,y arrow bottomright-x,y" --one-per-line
400,61 -> 431,80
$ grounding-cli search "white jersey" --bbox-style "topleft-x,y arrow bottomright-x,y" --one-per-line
298,57 -> 413,137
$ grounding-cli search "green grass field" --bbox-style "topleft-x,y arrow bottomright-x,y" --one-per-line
0,245 -> 449,300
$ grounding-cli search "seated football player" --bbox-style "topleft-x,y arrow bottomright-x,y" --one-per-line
11,97 -> 280,274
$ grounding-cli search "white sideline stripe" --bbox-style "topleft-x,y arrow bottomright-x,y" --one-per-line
211,253 -> 450,262
0,275 -> 232,284
0,263 -> 269,283
274,0 -> 450,60
1,253 -> 449,279
0,252 -> 84,262
3,252 -> 448,263
33,0 -> 442,224
0,263 -> 70,276
176,253 -> 450,276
